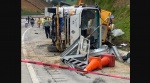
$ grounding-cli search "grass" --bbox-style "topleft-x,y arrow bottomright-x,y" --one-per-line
63,0 -> 78,5
21,10 -> 43,15
97,0 -> 130,51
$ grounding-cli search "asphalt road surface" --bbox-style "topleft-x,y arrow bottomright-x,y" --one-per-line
21,18 -> 130,83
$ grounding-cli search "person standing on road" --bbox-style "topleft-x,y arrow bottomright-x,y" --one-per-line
43,17 -> 51,39
27,16 -> 30,23
25,18 -> 28,28
37,18 -> 42,28
30,18 -> 35,27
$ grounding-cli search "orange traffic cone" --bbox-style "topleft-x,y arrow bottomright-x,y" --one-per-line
101,56 -> 110,67
83,56 -> 102,74
101,53 -> 115,67
82,54 -> 115,74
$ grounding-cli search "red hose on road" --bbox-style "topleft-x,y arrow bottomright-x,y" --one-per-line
21,59 -> 130,80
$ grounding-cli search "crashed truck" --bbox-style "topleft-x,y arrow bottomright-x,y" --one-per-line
45,5 -> 123,70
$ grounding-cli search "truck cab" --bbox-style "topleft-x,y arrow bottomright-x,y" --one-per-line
46,6 -> 102,51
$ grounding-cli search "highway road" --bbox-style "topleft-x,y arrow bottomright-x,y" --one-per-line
21,18 -> 130,83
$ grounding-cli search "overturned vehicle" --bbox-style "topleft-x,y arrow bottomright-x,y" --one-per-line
45,5 -> 123,70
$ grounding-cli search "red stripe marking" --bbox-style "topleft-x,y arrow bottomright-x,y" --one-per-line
21,59 -> 130,80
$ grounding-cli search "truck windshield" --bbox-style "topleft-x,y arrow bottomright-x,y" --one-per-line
81,9 -> 99,30
81,9 -> 100,49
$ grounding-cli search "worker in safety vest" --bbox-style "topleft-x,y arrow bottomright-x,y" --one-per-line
37,18 -> 42,28
41,17 -> 45,29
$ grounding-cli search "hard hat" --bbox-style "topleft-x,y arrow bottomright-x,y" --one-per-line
110,15 -> 114,19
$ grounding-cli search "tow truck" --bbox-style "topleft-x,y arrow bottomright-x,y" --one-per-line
45,4 -> 123,70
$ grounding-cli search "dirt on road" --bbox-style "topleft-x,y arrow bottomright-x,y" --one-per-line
21,23 -> 130,82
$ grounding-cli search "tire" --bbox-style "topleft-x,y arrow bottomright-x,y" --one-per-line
127,52 -> 130,58
122,55 -> 128,62
122,52 -> 130,62
52,36 -> 56,45
47,44 -> 59,52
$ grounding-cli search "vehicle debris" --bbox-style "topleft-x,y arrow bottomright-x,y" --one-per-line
122,52 -> 130,62
120,43 -> 127,46
112,29 -> 124,37
44,4 -> 126,73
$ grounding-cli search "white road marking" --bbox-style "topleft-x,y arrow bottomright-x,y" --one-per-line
26,63 -> 40,83
22,27 -> 31,44
22,27 -> 40,83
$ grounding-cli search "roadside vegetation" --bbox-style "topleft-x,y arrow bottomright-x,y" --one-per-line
85,0 -> 130,51
99,0 -> 130,51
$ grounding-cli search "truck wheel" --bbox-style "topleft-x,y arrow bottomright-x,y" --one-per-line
47,44 -> 59,52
